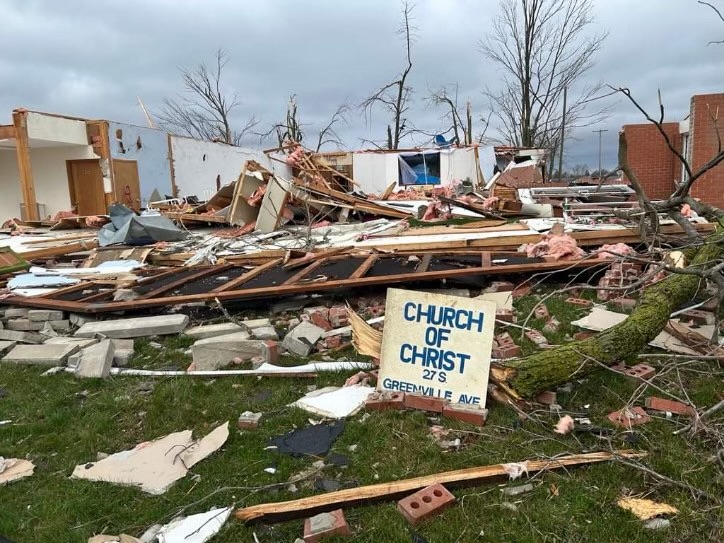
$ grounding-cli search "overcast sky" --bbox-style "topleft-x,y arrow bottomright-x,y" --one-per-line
1,0 -> 721,171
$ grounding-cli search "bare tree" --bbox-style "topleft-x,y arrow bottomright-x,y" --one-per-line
361,1 -> 416,149
480,0 -> 609,172
428,85 -> 474,145
261,95 -> 350,151
699,0 -> 724,45
157,49 -> 257,145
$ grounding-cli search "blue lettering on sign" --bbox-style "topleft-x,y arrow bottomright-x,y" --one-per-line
402,303 -> 486,333
381,377 -> 453,399
399,343 -> 470,374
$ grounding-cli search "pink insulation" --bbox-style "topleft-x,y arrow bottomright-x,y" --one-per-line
524,233 -> 585,261
596,243 -> 636,258
680,203 -> 692,218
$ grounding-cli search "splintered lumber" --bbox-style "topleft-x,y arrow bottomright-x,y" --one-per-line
235,450 -> 646,523
491,231 -> 724,399
18,239 -> 99,260
348,305 -> 383,357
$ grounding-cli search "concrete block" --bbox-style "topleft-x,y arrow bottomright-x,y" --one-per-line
0,330 -> 47,344
607,406 -> 650,428
442,403 -> 488,425
184,322 -> 244,340
47,320 -> 71,332
45,337 -> 99,349
6,319 -> 46,331
645,397 -> 696,417
4,308 -> 28,318
282,321 -> 325,357
3,344 -> 79,366
250,326 -> 279,341
75,314 -> 189,338
192,334 -> 276,370
241,317 -> 272,330
397,483 -> 455,525
70,313 -> 94,326
237,411 -> 263,429
0,341 -> 17,355
27,310 -> 65,322
404,393 -> 448,413
624,363 -> 656,380
75,340 -> 115,378
303,509 -> 351,542
365,391 -> 405,411
113,350 -> 133,367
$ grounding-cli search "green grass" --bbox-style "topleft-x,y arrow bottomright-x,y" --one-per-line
1,295 -> 722,542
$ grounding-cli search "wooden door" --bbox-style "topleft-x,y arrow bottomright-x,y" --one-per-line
112,159 -> 141,211
66,160 -> 106,216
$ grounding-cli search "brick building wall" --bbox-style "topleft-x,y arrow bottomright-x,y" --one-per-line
689,93 -> 724,208
621,122 -> 681,200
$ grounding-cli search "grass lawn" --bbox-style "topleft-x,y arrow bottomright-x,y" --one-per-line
0,292 -> 722,542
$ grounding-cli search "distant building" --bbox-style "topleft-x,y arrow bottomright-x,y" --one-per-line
621,92 -> 724,208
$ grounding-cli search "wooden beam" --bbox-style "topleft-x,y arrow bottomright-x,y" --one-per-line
282,259 -> 327,285
12,111 -> 38,221
138,264 -> 233,299
18,240 -> 99,260
0,255 -> 615,313
0,125 -> 16,139
167,134 -> 178,198
349,254 -> 378,279
416,253 -> 432,274
235,450 -> 646,523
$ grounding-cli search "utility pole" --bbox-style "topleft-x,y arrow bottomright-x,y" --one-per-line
593,128 -> 608,180
557,86 -> 567,180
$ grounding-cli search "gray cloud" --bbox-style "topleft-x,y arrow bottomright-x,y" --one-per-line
1,0 -> 720,170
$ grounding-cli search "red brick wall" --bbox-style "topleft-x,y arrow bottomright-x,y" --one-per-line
622,123 -> 681,200
689,93 -> 724,209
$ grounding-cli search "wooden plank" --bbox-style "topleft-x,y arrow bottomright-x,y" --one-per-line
235,450 -> 646,523
19,240 -> 99,260
0,124 -> 16,139
138,264 -> 232,299
349,254 -> 378,279
1,255 -> 616,314
211,258 -> 283,293
12,111 -> 38,221
282,259 -> 327,285
416,253 -> 432,274
481,252 -> 492,267
166,134 -> 178,198
256,176 -> 290,233
283,246 -> 349,270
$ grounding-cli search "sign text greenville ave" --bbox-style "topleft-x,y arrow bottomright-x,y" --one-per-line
378,288 -> 496,406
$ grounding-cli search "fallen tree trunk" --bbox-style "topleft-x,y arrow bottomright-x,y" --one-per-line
491,235 -> 723,400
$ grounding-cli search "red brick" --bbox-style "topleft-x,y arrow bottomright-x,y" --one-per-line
442,403 -> 488,425
404,393 -> 448,413
495,332 -> 516,346
397,483 -> 456,525
535,391 -> 557,405
264,340 -> 279,363
303,509 -> 351,542
573,331 -> 595,340
237,411 -> 262,429
308,312 -> 332,331
486,281 -> 514,292
495,309 -> 514,323
324,335 -> 342,349
365,391 -> 405,411
534,304 -> 549,319
566,297 -> 593,308
645,396 -> 696,417
525,330 -> 549,346
512,285 -> 531,298
607,406 -> 651,428
493,344 -> 522,359
328,306 -> 349,328
624,363 -> 656,380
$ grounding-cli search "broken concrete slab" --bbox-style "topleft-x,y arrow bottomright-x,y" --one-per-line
184,322 -> 244,340
0,341 -> 16,355
6,319 -> 47,331
282,321 -> 325,357
4,308 -> 29,318
0,329 -> 47,344
241,317 -> 272,330
75,314 -> 189,339
75,340 -> 115,378
2,343 -> 79,366
192,333 -> 276,370
27,309 -> 65,322
109,339 -> 134,367
250,326 -> 279,341
45,337 -> 100,348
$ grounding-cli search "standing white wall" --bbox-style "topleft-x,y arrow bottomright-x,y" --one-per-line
169,136 -> 291,201
0,149 -> 23,221
352,152 -> 400,194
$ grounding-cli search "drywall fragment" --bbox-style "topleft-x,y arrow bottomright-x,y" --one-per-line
282,321 -> 325,356
291,385 -> 375,418
71,422 -> 229,494
0,457 -> 35,485
157,506 -> 231,543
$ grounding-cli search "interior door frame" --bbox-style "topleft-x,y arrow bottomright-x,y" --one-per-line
66,159 -> 106,216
